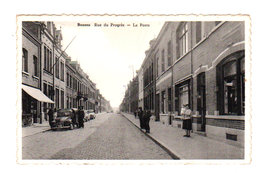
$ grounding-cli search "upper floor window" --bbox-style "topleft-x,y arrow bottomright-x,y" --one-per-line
161,49 -> 165,72
22,48 -> 28,72
55,57 -> 59,78
33,55 -> 38,76
66,73 -> 69,86
156,56 -> 159,77
196,22 -> 202,44
60,61 -> 64,81
177,22 -> 189,58
167,40 -> 172,67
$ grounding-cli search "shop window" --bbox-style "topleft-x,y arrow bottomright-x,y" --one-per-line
217,51 -> 245,115
175,80 -> 191,114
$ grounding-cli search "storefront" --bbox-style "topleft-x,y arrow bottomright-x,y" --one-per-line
22,84 -> 54,126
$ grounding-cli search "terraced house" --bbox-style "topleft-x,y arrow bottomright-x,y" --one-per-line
22,21 -> 112,126
122,21 -> 245,147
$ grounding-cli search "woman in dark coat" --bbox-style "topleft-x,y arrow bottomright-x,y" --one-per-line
138,107 -> 144,129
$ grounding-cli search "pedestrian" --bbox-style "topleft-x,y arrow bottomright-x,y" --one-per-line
181,104 -> 192,137
138,107 -> 144,129
47,108 -> 54,128
78,106 -> 85,128
143,109 -> 152,133
134,110 -> 137,119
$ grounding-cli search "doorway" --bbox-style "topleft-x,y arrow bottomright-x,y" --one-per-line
197,72 -> 206,132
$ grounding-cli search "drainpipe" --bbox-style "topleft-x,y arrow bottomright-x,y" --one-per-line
39,23 -> 43,124
190,22 -> 194,111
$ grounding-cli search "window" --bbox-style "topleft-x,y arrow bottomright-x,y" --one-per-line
196,22 -> 202,43
43,83 -> 47,95
50,51 -> 52,73
167,41 -> 172,66
161,49 -> 165,72
61,90 -> 64,109
156,56 -> 159,77
175,80 -> 191,114
46,49 -> 49,71
67,73 -> 69,86
217,51 -> 245,115
55,57 -> 59,78
177,22 -> 189,58
60,62 -> 64,81
179,84 -> 189,111
44,46 -> 47,70
33,55 -> 38,76
168,87 -> 172,112
55,88 -> 59,109
161,91 -> 165,113
22,48 -> 28,72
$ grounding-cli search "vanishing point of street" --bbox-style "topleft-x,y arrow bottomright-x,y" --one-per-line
22,113 -> 172,160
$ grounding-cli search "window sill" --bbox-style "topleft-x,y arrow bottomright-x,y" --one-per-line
22,71 -> 29,77
206,115 -> 244,121
32,75 -> 39,80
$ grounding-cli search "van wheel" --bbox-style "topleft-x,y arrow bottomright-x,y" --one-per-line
69,124 -> 74,130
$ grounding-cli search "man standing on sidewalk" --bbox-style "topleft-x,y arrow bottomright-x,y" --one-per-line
138,107 -> 144,129
78,106 -> 85,128
47,108 -> 54,128
143,110 -> 152,133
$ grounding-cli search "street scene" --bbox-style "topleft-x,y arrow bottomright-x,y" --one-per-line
19,16 -> 248,161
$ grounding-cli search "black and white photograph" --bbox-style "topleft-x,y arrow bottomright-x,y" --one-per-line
16,15 -> 250,163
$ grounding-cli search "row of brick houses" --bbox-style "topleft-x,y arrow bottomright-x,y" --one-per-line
120,21 -> 245,147
22,21 -> 112,126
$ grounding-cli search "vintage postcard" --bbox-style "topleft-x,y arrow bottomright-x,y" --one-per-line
16,15 -> 251,165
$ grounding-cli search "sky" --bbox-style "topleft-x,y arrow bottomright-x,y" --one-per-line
55,21 -> 164,108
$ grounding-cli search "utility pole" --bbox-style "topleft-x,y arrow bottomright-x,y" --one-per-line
50,35 -> 76,109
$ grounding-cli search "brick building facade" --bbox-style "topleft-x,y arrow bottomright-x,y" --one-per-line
120,21 -> 245,147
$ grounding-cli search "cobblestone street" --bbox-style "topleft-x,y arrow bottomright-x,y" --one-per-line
22,113 -> 172,160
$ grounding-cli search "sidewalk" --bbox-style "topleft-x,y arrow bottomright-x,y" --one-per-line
22,121 -> 50,138
121,112 -> 244,160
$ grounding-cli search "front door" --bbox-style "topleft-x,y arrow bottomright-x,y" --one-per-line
197,72 -> 206,132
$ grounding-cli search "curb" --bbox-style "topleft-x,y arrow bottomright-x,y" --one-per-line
23,128 -> 51,138
120,113 -> 180,160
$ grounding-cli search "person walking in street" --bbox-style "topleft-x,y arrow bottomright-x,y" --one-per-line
143,109 -> 152,133
78,106 -> 85,128
47,108 -> 54,128
138,107 -> 144,129
181,104 -> 192,137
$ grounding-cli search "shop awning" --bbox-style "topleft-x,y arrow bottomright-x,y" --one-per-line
22,84 -> 54,103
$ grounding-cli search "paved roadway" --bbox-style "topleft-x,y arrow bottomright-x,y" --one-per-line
22,113 -> 172,160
